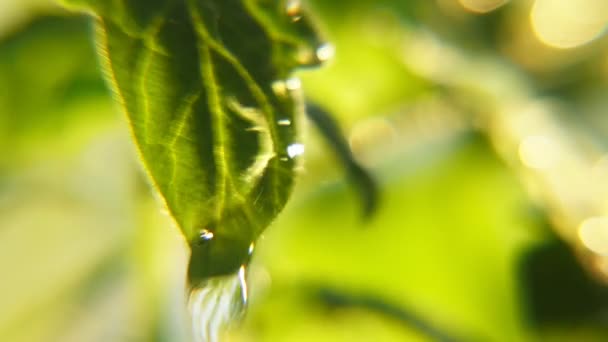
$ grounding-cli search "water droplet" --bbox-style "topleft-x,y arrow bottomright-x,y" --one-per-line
287,143 -> 305,158
238,265 -> 248,303
272,78 -> 301,97
271,80 -> 287,97
296,46 -> 316,65
285,77 -> 301,91
286,0 -> 302,22
200,229 -> 214,241
316,43 -> 335,62
277,118 -> 292,126
189,269 -> 248,342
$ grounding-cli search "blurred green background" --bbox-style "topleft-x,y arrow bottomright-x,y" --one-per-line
2,0 -> 608,341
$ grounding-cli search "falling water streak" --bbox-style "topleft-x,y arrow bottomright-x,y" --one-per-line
238,265 -> 248,303
188,268 -> 248,342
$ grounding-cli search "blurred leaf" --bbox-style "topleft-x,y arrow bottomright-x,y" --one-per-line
305,102 -> 378,218
0,14 -> 111,164
1,11 -> 188,342
519,236 -> 608,327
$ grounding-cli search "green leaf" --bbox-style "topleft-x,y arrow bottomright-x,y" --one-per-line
62,0 -> 327,284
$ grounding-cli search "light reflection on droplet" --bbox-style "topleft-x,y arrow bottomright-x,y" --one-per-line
286,0 -> 302,21
248,242 -> 255,255
458,0 -> 509,13
316,43 -> 335,62
238,265 -> 248,303
277,118 -> 291,126
285,77 -> 301,91
200,229 -> 214,241
286,143 -> 305,158
531,0 -> 608,49
579,216 -> 608,256
519,135 -> 558,170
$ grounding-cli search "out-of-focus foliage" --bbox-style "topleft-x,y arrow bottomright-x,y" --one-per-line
1,0 -> 608,341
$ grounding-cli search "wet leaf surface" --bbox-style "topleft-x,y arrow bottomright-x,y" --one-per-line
62,0 -> 329,282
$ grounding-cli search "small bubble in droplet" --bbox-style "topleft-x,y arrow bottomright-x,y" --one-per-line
199,229 -> 214,241
277,118 -> 292,126
316,43 -> 335,62
280,157 -> 289,162
285,77 -> 301,91
286,0 -> 302,22
287,143 -> 305,158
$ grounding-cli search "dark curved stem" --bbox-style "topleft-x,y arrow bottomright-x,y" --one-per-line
305,102 -> 379,218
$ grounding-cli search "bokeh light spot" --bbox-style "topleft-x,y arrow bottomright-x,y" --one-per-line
579,217 -> 608,256
531,0 -> 608,49
458,0 -> 509,14
518,135 -> 558,170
